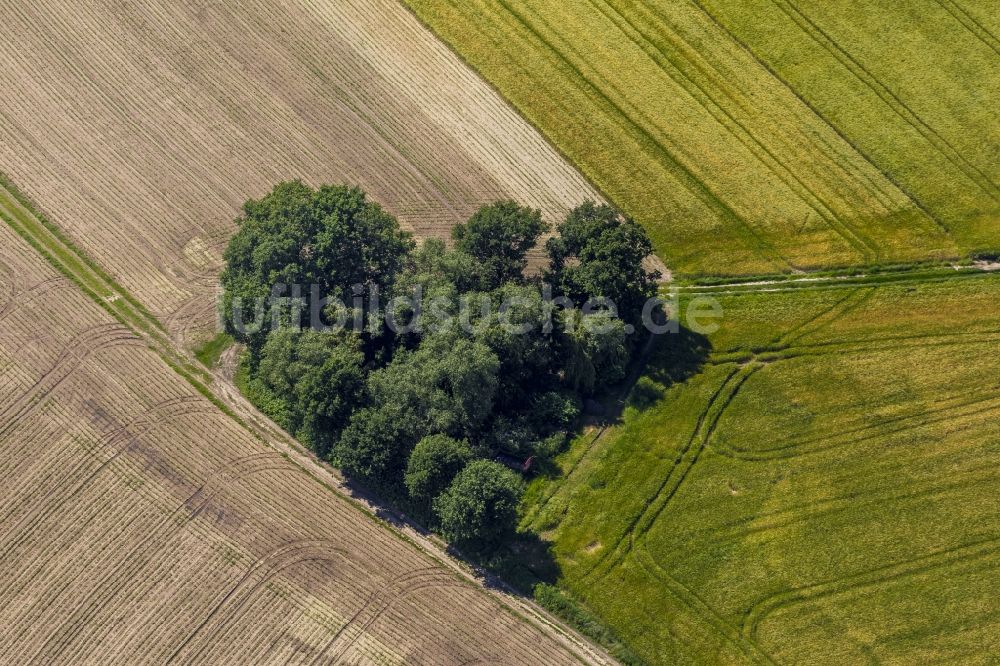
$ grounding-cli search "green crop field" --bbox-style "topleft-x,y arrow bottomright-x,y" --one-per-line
520,270 -> 1000,664
404,2 -> 1000,661
404,0 -> 1000,276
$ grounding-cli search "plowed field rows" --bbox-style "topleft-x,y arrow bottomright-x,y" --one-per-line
0,217 -> 601,664
0,0 -> 599,343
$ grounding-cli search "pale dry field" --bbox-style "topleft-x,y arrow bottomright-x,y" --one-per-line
0,211 -> 603,664
0,0 -> 600,344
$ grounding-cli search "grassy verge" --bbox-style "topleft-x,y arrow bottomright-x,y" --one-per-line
0,178 -> 224,398
534,584 -> 645,666
194,332 -> 234,369
0,173 -> 165,333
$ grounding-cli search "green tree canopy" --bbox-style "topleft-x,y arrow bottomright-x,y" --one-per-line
469,283 -> 559,410
366,331 -> 501,439
452,201 -> 547,290
396,238 -> 481,295
559,309 -> 629,395
333,331 -> 500,482
405,434 -> 473,505
546,201 -> 659,328
221,181 -> 414,354
434,459 -> 524,550
253,328 -> 365,455
332,403 -> 416,482
221,185 -> 665,554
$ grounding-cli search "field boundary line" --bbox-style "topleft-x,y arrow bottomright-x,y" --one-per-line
675,265 -> 1000,297
0,176 -> 166,334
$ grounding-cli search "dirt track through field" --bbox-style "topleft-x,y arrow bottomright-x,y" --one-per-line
0,0 -> 600,344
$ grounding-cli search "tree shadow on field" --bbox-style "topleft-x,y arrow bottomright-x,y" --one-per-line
643,324 -> 712,390
339,475 -> 560,594
591,324 -> 712,427
470,326 -> 713,653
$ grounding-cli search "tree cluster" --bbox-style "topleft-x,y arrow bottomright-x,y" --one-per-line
222,181 -> 659,552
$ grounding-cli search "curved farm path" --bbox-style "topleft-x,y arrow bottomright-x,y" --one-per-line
741,536 -> 1000,642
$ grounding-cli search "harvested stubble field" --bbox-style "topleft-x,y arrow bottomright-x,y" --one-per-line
0,0 -> 600,345
522,272 -> 1000,664
405,0 -> 1000,275
0,208 -> 605,663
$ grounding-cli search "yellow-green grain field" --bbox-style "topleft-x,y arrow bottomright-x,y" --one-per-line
523,271 -> 1000,664
404,0 -> 1000,276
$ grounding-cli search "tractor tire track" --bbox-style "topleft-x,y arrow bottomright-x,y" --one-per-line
584,363 -> 754,585
0,396 -> 212,561
167,540 -> 353,666
712,388 -> 1000,461
0,276 -> 70,324
682,460 -> 1000,553
24,453 -> 299,665
775,0 -> 1000,202
775,286 -> 873,347
742,536 -> 1000,641
634,543 -> 775,665
591,0 -> 879,263
0,323 -> 144,440
491,0 -> 793,269
524,331 -> 662,528
687,0 -> 953,234
308,568 -> 469,666
932,0 -> 1000,57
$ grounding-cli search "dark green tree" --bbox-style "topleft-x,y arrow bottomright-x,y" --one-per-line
396,238 -> 482,295
253,328 -> 365,455
405,434 -> 473,506
434,460 -> 524,550
221,181 -> 414,355
366,332 -> 500,439
220,184 -> 666,551
559,309 -> 629,395
332,403 -> 416,483
452,201 -> 547,290
471,283 -> 558,410
546,201 -> 659,329
334,331 -> 500,483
